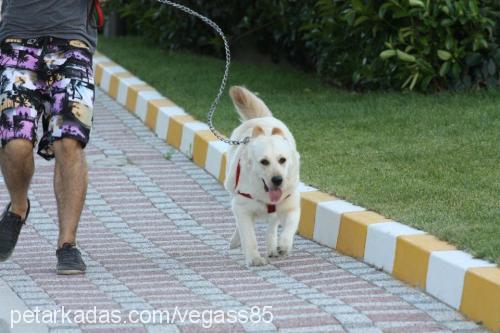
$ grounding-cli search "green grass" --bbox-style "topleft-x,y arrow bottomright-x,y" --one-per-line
98,36 -> 500,265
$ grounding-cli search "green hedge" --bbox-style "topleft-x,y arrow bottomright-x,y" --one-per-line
107,0 -> 500,92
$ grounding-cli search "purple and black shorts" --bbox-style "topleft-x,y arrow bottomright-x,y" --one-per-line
0,37 -> 94,160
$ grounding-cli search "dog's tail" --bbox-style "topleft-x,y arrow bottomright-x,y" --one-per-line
229,86 -> 272,120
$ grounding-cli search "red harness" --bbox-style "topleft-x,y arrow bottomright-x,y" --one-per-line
235,162 -> 290,214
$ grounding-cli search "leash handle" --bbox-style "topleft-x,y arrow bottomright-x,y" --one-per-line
156,0 -> 249,145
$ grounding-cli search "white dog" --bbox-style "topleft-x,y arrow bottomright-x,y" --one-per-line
225,86 -> 301,266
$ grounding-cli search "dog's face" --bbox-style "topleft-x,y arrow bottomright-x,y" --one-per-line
244,126 -> 300,203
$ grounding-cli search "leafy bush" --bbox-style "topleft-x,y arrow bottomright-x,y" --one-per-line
105,0 -> 500,92
343,0 -> 500,90
105,0 -> 250,54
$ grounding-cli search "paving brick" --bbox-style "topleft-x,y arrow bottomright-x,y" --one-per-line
146,325 -> 180,333
441,321 -> 481,331
324,305 -> 358,314
334,313 -> 373,325
347,328 -> 383,333
411,302 -> 451,311
427,310 -> 466,322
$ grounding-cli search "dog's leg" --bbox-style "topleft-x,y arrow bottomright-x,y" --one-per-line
234,208 -> 269,266
229,228 -> 241,249
266,216 -> 280,257
278,209 -> 300,256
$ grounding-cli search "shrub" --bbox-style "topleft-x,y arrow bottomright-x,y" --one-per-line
105,0 -> 500,92
342,0 -> 500,90
105,0 -> 250,54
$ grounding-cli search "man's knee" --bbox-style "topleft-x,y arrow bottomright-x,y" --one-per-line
53,138 -> 84,160
1,139 -> 33,161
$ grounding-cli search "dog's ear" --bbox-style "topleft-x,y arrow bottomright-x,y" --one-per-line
272,127 -> 284,136
252,126 -> 265,137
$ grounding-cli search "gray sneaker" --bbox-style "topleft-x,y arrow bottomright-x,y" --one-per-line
56,243 -> 86,275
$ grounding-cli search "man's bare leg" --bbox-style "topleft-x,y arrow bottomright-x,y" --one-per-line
52,138 -> 88,248
0,139 -> 34,218
0,139 -> 33,261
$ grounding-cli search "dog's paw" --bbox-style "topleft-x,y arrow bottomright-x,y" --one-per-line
267,248 -> 280,258
246,255 -> 269,266
277,244 -> 292,256
277,247 -> 288,256
277,237 -> 294,256
228,242 -> 240,250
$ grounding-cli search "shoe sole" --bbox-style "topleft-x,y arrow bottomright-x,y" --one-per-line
0,251 -> 14,262
57,269 -> 86,275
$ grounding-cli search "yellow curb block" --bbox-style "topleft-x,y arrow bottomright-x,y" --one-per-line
336,211 -> 388,259
94,61 -> 116,85
461,267 -> 500,331
146,98 -> 177,131
219,153 -> 227,184
193,130 -> 217,167
167,115 -> 195,148
393,234 -> 456,290
109,72 -> 133,99
298,191 -> 337,239
125,84 -> 155,112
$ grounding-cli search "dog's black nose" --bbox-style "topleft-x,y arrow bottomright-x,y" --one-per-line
271,176 -> 283,186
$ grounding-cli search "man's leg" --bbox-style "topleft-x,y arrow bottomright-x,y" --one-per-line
0,139 -> 34,261
46,40 -> 93,274
0,139 -> 34,218
52,138 -> 88,248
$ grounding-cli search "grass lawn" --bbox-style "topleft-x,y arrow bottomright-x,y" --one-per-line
98,36 -> 500,265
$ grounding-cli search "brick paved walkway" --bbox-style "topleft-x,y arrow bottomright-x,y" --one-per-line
0,88 -> 488,333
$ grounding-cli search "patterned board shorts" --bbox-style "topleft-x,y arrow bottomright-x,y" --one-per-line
0,37 -> 94,160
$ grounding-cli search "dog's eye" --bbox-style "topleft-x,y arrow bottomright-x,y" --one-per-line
279,157 -> 286,164
260,159 -> 270,166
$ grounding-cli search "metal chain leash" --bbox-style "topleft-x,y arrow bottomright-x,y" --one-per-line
157,0 -> 250,145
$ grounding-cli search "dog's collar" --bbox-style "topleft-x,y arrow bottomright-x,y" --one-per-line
235,161 -> 289,214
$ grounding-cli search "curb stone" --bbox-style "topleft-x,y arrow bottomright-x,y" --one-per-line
93,52 -> 500,332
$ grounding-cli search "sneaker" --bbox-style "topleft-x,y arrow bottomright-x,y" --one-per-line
0,200 -> 30,262
56,243 -> 86,275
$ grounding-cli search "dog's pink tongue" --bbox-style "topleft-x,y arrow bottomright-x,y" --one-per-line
269,189 -> 283,203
